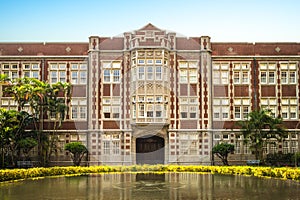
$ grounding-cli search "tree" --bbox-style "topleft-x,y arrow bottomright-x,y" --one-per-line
65,142 -> 87,166
236,109 -> 287,161
3,77 -> 71,167
0,108 -> 36,168
212,143 -> 234,166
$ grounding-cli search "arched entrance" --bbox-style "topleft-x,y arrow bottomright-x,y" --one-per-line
136,135 -> 164,164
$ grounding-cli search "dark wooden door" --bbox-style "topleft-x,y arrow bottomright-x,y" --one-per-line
136,136 -> 164,164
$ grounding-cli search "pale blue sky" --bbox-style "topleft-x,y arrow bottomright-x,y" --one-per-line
0,0 -> 299,42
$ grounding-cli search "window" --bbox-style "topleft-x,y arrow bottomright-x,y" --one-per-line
179,69 -> 188,83
190,106 -> 197,118
1,63 -> 19,79
155,60 -> 162,65
22,63 -> 40,79
281,71 -> 287,83
59,71 -> 66,82
283,141 -> 289,154
234,99 -> 250,119
259,62 -> 276,84
103,105 -> 120,119
291,141 -> 298,153
112,141 -> 120,154
0,98 -> 17,110
244,143 -> 251,154
280,62 -> 297,84
235,141 -> 241,154
189,69 -> 197,83
269,72 -> 275,83
71,71 -> 78,83
139,104 -> 145,117
138,67 -> 145,80
269,143 -> 277,154
242,72 -> 248,83
102,134 -> 121,155
71,63 -> 87,84
51,71 -> 58,83
104,70 -> 110,82
213,63 -> 229,84
179,98 -> 198,119
233,63 -> 250,84
261,72 -> 267,83
156,66 -> 162,80
213,98 -> 229,120
71,99 -> 87,120
112,106 -> 120,118
138,59 -> 145,64
147,59 -> 153,64
281,98 -> 297,119
180,105 -> 188,118
260,98 -> 277,117
146,104 -> 154,117
147,66 -> 153,80
179,134 -> 198,155
234,107 -> 241,119
234,72 -> 240,83
113,70 -> 120,82
103,141 -> 110,155
290,72 -> 296,83
179,61 -> 199,83
104,69 -> 120,83
102,61 -> 121,83
49,63 -> 66,83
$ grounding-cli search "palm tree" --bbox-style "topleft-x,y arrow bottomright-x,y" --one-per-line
3,77 -> 71,167
237,109 -> 287,161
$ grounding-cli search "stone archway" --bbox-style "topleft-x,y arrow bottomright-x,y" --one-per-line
136,135 -> 164,164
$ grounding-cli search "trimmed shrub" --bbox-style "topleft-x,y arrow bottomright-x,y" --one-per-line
1,165 -> 300,182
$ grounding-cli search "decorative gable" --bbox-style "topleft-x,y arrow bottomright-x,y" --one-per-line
124,23 -> 176,50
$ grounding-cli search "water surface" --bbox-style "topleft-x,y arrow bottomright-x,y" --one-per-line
0,173 -> 300,200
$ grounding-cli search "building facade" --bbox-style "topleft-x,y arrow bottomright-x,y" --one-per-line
0,24 -> 300,165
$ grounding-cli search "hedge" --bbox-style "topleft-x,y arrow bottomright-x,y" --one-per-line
1,165 -> 300,182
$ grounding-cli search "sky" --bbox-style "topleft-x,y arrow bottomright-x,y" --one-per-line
0,0 -> 299,42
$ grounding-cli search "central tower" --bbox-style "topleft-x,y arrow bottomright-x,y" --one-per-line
124,23 -> 176,164
87,23 -> 212,165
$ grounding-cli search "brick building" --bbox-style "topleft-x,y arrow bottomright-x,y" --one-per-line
0,23 -> 300,165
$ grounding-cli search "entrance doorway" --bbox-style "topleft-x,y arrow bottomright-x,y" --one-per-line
136,135 -> 164,164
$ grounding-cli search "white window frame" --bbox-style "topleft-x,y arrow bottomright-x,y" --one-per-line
71,99 -> 87,120
49,63 -> 67,83
234,98 -> 250,119
259,62 -> 277,85
280,62 -> 297,84
213,98 -> 230,120
233,63 -> 250,84
70,63 -> 87,84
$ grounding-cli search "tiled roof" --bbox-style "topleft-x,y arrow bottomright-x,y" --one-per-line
99,37 -> 124,50
176,37 -> 201,50
0,42 -> 88,56
0,40 -> 299,56
211,42 -> 300,56
138,23 -> 162,31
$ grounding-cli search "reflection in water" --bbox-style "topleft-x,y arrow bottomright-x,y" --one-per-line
1,173 -> 300,200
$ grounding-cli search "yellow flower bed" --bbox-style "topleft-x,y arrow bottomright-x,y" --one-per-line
1,165 -> 300,182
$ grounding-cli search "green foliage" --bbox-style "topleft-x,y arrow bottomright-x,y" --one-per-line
212,143 -> 234,166
236,109 -> 287,160
0,108 -> 37,168
265,153 -> 300,167
2,76 -> 72,167
65,142 -> 87,166
1,165 -> 300,182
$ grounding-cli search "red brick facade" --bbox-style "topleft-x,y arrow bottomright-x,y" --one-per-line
1,23 -> 300,165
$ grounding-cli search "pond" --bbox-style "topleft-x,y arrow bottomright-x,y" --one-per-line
1,173 -> 300,200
